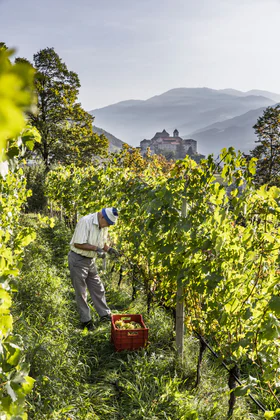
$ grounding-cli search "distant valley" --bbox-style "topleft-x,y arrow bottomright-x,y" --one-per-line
90,87 -> 280,157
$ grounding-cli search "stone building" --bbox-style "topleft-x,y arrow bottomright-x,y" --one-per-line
140,129 -> 205,163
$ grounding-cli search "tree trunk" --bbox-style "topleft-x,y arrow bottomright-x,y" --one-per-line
228,365 -> 240,418
195,337 -> 207,387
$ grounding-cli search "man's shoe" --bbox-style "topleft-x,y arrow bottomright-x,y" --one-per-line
100,314 -> 112,322
81,320 -> 95,331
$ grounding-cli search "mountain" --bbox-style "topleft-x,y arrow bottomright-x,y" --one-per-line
89,88 -> 279,156
185,101 -> 280,157
220,88 -> 280,103
184,107 -> 267,157
92,125 -> 125,151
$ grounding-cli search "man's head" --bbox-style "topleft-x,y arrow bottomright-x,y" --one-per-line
98,207 -> 118,228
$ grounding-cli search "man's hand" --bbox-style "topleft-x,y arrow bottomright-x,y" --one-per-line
96,247 -> 106,259
97,250 -> 106,259
108,247 -> 119,257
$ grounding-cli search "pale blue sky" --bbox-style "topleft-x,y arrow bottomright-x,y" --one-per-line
1,0 -> 280,110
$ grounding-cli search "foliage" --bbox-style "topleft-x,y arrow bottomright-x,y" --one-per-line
45,145 -> 173,224
251,105 -> 280,187
17,47 -> 109,170
12,216 -> 257,419
0,169 -> 36,419
0,45 -> 35,164
23,162 -> 48,212
46,146 -> 280,416
0,44 -> 43,419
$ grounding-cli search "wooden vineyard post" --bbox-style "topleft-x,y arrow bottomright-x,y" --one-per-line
176,198 -> 187,359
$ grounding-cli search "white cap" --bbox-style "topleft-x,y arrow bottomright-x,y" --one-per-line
101,207 -> 118,225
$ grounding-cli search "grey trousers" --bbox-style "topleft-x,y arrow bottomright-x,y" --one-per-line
68,251 -> 111,323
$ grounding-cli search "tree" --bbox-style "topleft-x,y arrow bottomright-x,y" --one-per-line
0,42 -> 8,50
17,48 -> 108,170
250,105 -> 280,186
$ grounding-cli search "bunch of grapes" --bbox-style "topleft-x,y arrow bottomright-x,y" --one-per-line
115,320 -> 143,330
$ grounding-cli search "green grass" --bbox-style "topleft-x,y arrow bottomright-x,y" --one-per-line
11,216 -> 265,419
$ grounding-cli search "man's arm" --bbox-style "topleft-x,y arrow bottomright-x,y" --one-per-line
74,243 -> 106,259
74,242 -> 118,256
74,243 -> 102,252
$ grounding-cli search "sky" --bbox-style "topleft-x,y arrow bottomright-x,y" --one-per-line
1,0 -> 280,111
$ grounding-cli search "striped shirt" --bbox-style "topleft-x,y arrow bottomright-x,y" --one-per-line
70,213 -> 108,258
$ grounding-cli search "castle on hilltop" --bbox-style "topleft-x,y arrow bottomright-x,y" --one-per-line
139,129 -> 205,162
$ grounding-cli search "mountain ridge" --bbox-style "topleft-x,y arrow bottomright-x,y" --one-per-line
89,87 -> 279,156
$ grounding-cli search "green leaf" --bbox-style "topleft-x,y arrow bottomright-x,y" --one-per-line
268,296 -> 280,315
6,344 -> 21,366
224,298 -> 240,314
0,313 -> 13,335
5,381 -> 17,402
15,229 -> 36,248
0,287 -> 12,309
264,411 -> 276,419
21,125 -> 41,150
22,376 -> 35,394
263,233 -> 275,243
234,384 -> 250,396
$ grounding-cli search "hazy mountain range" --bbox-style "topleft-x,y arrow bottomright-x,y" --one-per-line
89,88 -> 280,157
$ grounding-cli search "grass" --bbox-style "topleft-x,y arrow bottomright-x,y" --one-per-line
12,216 -> 265,419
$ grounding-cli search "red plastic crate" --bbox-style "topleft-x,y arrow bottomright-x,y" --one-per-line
111,314 -> 149,351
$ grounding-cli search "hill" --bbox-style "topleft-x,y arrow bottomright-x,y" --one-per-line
89,87 -> 278,156
185,106 -> 268,157
92,125 -> 125,151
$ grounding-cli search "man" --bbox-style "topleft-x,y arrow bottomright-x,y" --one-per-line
68,207 -> 119,331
